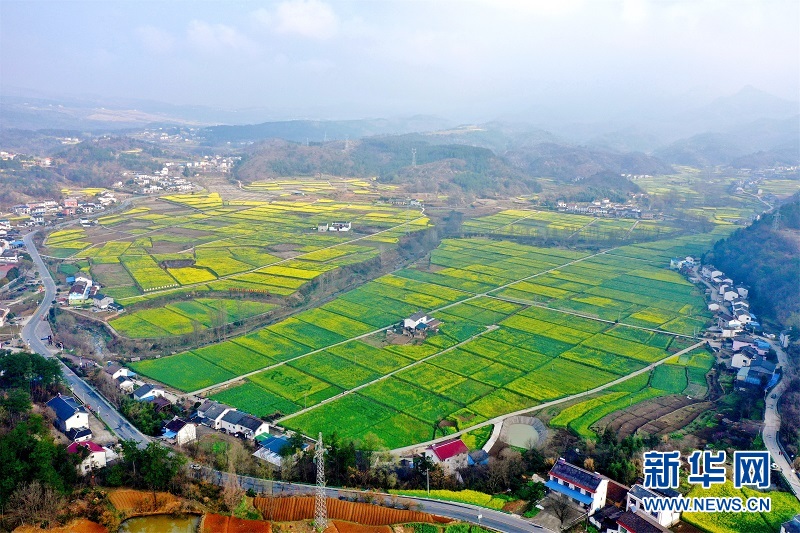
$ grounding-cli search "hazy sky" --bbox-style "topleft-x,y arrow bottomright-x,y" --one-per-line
2,0 -> 798,120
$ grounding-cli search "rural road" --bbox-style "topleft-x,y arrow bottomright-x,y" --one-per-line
20,231 -> 150,446
193,465 -> 555,533
761,338 -> 800,500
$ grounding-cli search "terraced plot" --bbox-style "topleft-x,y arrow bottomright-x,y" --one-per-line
130,235 -> 711,449
461,208 -> 683,243
46,194 -> 430,306
109,298 -> 275,338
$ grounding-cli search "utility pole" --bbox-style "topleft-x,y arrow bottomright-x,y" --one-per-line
426,467 -> 430,495
314,433 -> 328,531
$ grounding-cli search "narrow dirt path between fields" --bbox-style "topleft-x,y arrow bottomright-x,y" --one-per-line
188,245 -> 613,396
275,325 -> 500,423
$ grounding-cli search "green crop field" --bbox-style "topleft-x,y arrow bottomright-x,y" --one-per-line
109,298 -> 275,338
683,481 -> 800,533
460,208 -> 684,243
126,231 -> 713,449
45,194 -> 432,333
651,364 -> 689,393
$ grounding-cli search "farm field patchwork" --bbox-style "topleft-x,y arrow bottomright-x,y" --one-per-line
129,234 -> 711,448
109,298 -> 276,338
460,208 -> 683,243
46,194 -> 431,304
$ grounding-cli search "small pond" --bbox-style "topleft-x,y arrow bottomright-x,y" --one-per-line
504,423 -> 540,449
118,515 -> 200,533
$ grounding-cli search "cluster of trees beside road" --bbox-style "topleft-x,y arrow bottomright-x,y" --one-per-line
0,351 -> 79,529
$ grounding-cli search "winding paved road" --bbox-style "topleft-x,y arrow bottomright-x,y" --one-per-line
761,338 -> 800,500
20,231 -> 150,446
193,465 -> 554,533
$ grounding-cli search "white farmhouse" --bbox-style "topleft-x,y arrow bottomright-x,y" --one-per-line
626,484 -> 681,528
68,441 -> 107,475
46,395 -> 89,433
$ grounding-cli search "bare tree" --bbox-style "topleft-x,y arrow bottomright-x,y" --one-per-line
5,481 -> 62,528
94,370 -> 123,406
222,458 -> 244,512
544,493 -> 573,529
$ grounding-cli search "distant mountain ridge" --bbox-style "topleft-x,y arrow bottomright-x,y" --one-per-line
202,116 -> 453,144
655,115 -> 800,167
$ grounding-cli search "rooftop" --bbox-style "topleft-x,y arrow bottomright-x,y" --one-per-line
65,427 -> 92,441
221,410 -> 246,425
133,384 -> 155,399
256,434 -> 291,455
430,438 -> 469,461
67,441 -> 105,454
549,458 -> 603,492
46,395 -> 86,421
782,515 -> 800,533
617,511 -> 670,533
103,362 -> 122,375
164,418 -> 188,433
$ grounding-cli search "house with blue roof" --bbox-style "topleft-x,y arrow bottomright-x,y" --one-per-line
46,394 -> 89,433
133,383 -> 164,402
253,434 -> 292,468
253,434 -> 310,469
467,449 -> 489,466
161,417 -> 196,446
736,356 -> 777,392
546,457 -> 608,514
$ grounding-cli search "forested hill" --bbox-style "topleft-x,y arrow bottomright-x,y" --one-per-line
703,195 -> 800,329
234,136 -> 542,198
233,132 -> 666,198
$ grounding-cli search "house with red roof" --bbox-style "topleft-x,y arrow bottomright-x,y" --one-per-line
67,440 -> 107,475
424,437 -> 469,473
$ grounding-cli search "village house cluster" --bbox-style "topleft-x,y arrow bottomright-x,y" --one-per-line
670,257 -> 784,394
62,274 -> 118,312
0,221 -> 23,262
415,443 -> 682,533
123,167 -> 196,194
10,192 -> 117,226
104,363 -> 197,447
547,457 -> 681,533
556,198 -> 658,220
0,150 -> 53,168
185,155 -> 240,173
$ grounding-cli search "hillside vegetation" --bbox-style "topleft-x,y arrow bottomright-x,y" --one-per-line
704,195 -> 800,329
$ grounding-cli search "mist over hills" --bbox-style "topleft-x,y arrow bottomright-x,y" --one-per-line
1,86 -> 797,185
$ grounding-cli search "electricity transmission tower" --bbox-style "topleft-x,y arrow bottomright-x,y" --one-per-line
411,148 -> 417,167
314,433 -> 328,531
